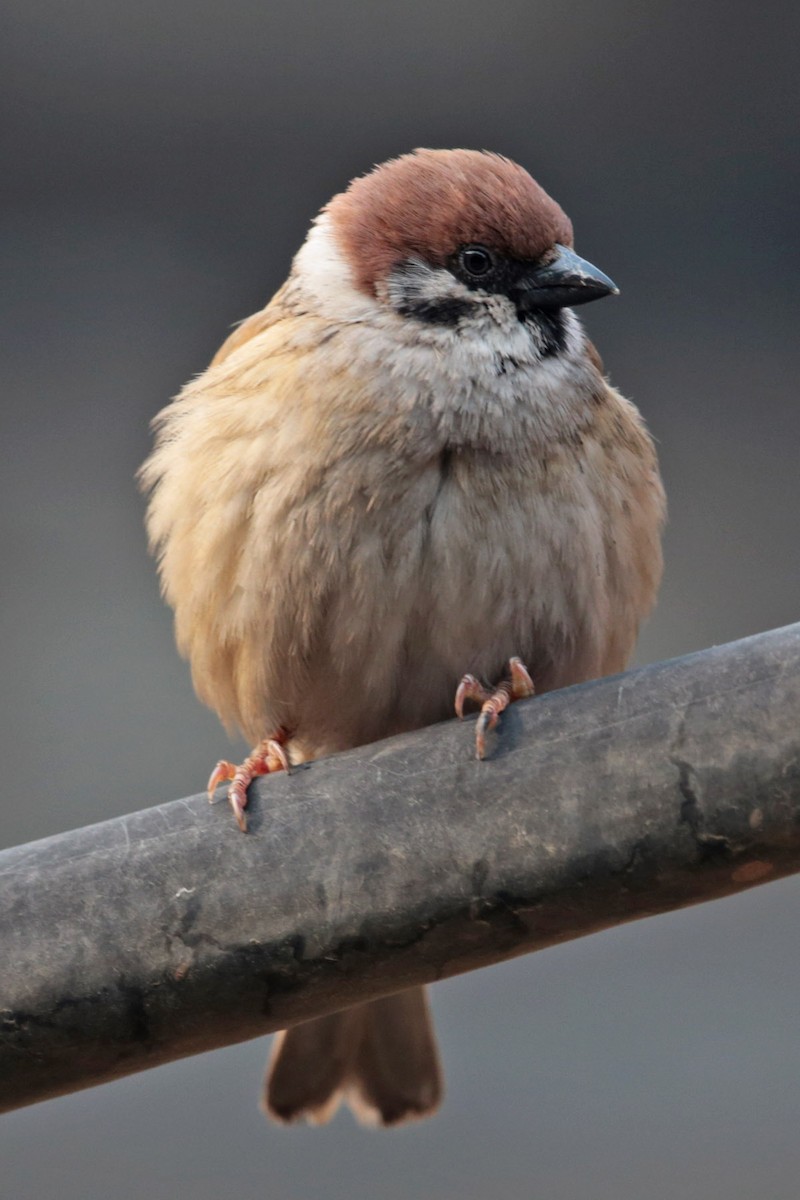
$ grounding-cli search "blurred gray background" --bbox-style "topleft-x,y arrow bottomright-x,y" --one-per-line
2,1 -> 799,1197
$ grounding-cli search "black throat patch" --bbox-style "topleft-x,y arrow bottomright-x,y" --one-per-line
523,309 -> 566,358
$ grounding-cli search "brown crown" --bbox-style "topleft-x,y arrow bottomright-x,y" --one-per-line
326,148 -> 574,296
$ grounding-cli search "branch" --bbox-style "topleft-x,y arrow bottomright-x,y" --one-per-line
2,624 -> 800,1113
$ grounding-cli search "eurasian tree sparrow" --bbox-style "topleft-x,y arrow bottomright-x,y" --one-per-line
141,149 -> 665,1126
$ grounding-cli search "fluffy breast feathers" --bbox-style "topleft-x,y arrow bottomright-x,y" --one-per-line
141,219 -> 664,752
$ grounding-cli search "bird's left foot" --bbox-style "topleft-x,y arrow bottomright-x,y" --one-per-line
207,729 -> 291,832
455,657 -> 535,759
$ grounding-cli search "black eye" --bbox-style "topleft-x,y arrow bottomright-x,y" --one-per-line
458,245 -> 494,278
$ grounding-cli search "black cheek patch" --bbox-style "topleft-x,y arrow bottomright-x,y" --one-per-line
395,296 -> 476,326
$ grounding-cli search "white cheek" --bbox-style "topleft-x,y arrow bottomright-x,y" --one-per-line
290,213 -> 377,322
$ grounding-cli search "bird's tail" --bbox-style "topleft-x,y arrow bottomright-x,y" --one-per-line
263,986 -> 442,1127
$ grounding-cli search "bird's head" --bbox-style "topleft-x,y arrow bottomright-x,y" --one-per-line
319,149 -> 617,351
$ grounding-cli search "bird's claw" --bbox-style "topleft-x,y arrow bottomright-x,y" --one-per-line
207,732 -> 290,832
455,657 -> 535,759
207,759 -> 237,797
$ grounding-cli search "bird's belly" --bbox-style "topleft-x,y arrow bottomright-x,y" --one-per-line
291,457 -> 612,756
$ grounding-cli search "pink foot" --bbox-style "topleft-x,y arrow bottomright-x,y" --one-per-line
207,729 -> 291,832
455,657 -> 535,759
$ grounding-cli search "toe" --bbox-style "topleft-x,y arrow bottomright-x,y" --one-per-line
455,673 -> 491,718
265,738 -> 291,773
208,760 -> 236,800
228,781 -> 249,833
509,658 -> 535,700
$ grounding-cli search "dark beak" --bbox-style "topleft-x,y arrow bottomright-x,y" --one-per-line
514,244 -> 619,312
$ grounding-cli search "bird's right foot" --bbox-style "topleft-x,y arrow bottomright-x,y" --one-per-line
455,657 -> 535,759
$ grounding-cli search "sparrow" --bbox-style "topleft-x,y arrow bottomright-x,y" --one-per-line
141,149 -> 665,1127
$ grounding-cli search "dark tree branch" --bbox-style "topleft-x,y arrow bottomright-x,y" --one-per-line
2,624 -> 800,1113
